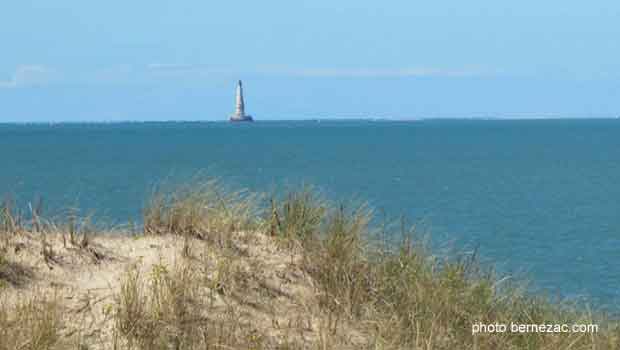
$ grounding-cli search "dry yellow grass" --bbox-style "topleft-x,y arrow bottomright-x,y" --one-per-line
1,184 -> 619,349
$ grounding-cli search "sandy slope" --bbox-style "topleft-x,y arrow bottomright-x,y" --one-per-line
0,231 -> 365,349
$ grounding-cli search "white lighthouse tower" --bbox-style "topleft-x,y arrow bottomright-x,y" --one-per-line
229,80 -> 254,122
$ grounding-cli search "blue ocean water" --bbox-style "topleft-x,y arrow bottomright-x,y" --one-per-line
1,119 -> 619,309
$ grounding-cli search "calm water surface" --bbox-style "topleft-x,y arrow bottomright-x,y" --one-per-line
1,119 -> 619,309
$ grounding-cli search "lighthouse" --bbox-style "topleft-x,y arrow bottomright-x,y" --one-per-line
229,80 -> 254,122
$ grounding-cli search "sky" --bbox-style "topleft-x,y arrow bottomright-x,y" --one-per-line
1,0 -> 620,122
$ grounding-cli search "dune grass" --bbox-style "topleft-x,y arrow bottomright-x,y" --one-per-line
143,180 -> 262,245
265,186 -> 620,349
139,181 -> 620,349
1,182 -> 619,349
114,262 -> 208,349
0,292 -> 64,350
113,258 -> 279,350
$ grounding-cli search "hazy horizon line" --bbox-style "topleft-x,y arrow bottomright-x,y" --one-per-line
2,115 -> 620,125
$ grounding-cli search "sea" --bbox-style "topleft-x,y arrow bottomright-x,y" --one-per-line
1,119 -> 619,310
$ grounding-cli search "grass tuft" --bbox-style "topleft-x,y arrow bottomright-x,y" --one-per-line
113,259 -> 275,350
268,187 -> 327,242
0,292 -> 64,350
143,180 -> 261,245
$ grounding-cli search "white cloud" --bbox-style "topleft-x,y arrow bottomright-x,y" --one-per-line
144,63 -> 236,82
0,63 -> 488,88
258,67 -> 485,78
144,64 -> 487,79
148,63 -> 197,71
0,65 -> 56,88
147,63 -> 247,78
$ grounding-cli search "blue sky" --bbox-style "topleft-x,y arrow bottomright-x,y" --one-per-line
1,0 -> 620,121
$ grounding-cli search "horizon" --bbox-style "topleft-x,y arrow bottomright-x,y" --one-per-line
2,1 -> 620,122
1,116 -> 619,125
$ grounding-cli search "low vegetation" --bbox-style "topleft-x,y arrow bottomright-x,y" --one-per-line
0,181 -> 619,349
0,293 -> 64,350
143,179 -> 261,244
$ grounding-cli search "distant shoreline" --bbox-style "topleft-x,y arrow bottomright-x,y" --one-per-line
1,116 -> 619,125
